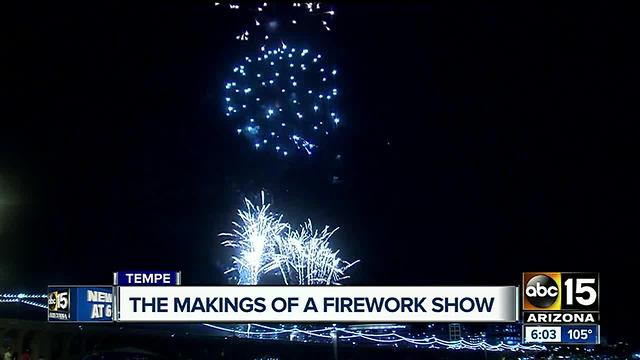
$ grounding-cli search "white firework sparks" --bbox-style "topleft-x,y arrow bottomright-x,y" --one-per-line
221,195 -> 358,285
276,220 -> 359,285
220,192 -> 288,285
215,2 -> 335,43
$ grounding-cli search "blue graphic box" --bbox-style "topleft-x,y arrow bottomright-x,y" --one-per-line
48,286 -> 114,322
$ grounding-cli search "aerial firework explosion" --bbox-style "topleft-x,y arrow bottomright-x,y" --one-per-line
224,42 -> 340,156
220,193 -> 357,285
214,2 -> 335,43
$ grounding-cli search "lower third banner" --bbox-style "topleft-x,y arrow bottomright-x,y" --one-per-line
116,286 -> 518,323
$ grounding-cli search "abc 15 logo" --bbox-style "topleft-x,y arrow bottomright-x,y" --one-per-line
523,272 -> 599,311
48,289 -> 70,312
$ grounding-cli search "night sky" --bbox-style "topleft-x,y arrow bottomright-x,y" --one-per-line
3,2 -> 638,344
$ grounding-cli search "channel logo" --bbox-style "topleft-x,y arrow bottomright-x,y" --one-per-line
523,273 -> 562,310
48,287 -> 72,321
523,272 -> 599,311
48,289 -> 70,312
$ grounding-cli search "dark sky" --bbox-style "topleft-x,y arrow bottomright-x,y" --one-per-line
3,2 -> 638,344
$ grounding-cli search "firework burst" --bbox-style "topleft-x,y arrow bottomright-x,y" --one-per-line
276,220 -> 359,285
214,2 -> 336,44
224,42 -> 340,156
220,192 -> 288,285
220,194 -> 358,285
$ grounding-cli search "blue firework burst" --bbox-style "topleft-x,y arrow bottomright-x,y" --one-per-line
224,42 -> 340,156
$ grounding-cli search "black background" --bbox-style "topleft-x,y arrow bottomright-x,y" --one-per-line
3,2 -> 638,345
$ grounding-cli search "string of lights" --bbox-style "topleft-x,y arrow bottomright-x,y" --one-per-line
0,293 -> 48,309
0,292 -> 544,352
201,323 -> 546,352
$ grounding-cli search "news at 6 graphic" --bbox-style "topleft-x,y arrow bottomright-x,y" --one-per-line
48,286 -> 114,322
522,272 -> 600,345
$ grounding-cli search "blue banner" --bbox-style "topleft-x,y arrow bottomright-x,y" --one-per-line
561,325 -> 599,344
115,271 -> 181,286
48,286 -> 113,322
